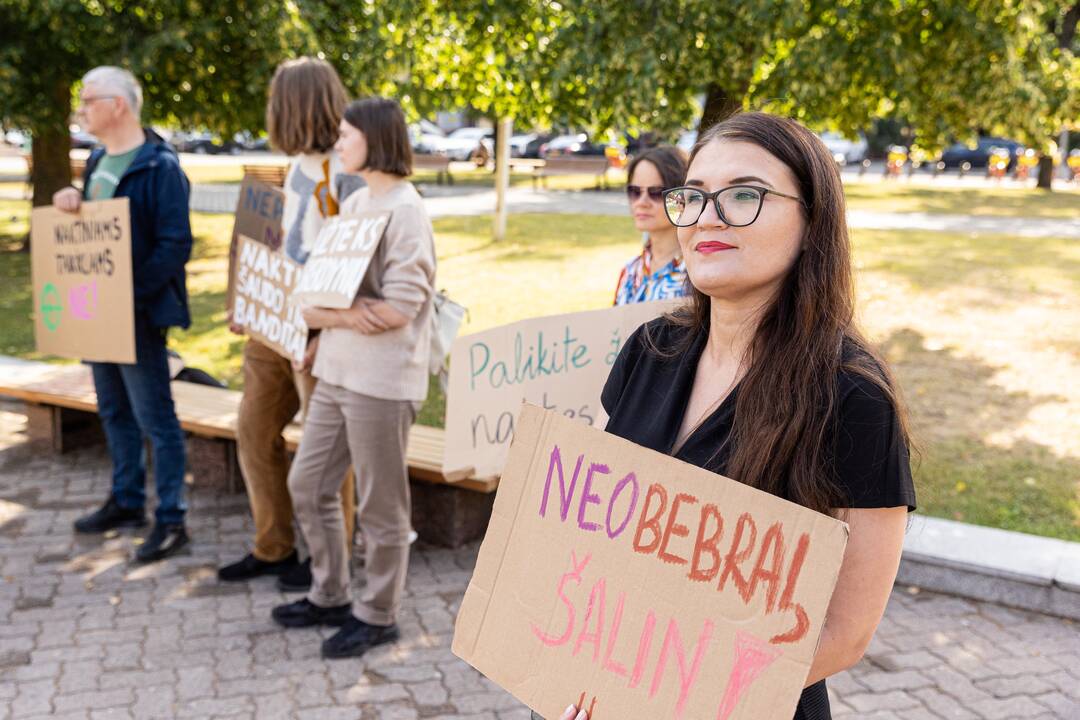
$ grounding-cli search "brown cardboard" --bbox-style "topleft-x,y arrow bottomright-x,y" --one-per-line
290,210 -> 391,309
453,405 -> 849,720
225,176 -> 285,312
231,234 -> 307,362
30,198 -> 135,363
443,301 -> 679,479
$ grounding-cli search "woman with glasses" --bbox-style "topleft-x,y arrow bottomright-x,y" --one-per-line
613,145 -> 689,305
546,112 -> 915,720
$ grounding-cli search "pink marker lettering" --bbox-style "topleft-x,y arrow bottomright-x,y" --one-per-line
715,631 -> 780,720
530,551 -> 590,647
649,618 -> 715,720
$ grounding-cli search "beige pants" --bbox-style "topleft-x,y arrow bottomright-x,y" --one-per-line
287,380 -> 416,625
237,338 -> 355,562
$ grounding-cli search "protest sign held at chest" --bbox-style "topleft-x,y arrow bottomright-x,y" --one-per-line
290,210 -> 391,309
231,234 -> 307,363
443,300 -> 679,479
453,405 -> 849,720
30,198 -> 135,364
225,176 -> 285,312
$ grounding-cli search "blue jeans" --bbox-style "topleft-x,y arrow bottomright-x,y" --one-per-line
90,314 -> 187,525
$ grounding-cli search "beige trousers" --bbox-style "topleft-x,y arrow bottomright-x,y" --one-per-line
236,338 -> 355,562
287,380 -> 416,625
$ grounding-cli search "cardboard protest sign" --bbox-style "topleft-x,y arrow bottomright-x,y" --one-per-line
225,176 -> 285,311
290,211 -> 390,308
453,405 -> 849,720
443,301 -> 678,479
231,234 -> 307,362
30,198 -> 135,363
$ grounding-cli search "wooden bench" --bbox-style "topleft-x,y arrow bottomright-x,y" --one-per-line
412,154 -> 453,185
242,164 -> 288,187
22,156 -> 89,188
532,156 -> 610,190
0,359 -> 497,546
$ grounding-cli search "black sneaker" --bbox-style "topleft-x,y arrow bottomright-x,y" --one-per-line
134,523 -> 189,563
74,496 -> 147,534
218,551 -> 299,582
276,557 -> 312,592
321,616 -> 400,659
271,598 -> 351,628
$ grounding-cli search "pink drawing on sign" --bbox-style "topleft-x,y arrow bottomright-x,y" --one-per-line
715,631 -> 781,720
69,282 -> 98,320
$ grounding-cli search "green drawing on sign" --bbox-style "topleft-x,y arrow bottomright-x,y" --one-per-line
41,282 -> 63,331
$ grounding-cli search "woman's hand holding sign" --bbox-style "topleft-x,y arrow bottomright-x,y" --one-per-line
302,298 -> 408,336
558,704 -> 588,720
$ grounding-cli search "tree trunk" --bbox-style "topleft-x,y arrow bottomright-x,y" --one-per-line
31,79 -> 74,209
1036,155 -> 1054,190
696,83 -> 743,137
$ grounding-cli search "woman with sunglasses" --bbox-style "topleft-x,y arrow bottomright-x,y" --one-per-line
545,112 -> 915,720
613,145 -> 689,305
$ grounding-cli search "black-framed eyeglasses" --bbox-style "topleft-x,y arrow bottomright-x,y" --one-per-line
626,184 -> 665,202
662,184 -> 806,227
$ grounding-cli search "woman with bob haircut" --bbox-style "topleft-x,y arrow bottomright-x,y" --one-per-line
545,111 -> 915,720
614,145 -> 690,305
272,97 -> 436,661
219,56 -> 359,591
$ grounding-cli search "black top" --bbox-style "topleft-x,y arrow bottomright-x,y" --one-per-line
600,318 -> 916,720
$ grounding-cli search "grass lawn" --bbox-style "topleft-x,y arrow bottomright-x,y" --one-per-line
1,197 -> 1078,541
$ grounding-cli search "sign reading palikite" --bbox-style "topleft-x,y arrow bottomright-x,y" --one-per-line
443,301 -> 678,479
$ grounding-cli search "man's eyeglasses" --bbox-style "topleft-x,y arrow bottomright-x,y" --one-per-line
79,95 -> 118,106
626,184 -> 665,202
662,185 -> 806,227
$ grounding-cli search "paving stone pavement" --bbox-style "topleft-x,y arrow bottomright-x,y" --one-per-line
1,400 -> 1078,720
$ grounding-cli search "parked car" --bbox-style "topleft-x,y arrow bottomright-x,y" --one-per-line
4,129 -> 29,147
538,133 -> 607,158
70,127 -> 98,149
939,137 -> 1024,170
508,133 -> 538,158
409,120 -> 447,155
818,131 -> 868,165
440,126 -> 494,166
520,132 -> 556,158
172,131 -> 243,155
677,130 -> 697,154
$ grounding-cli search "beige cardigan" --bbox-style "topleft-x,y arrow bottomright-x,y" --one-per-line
312,181 -> 436,402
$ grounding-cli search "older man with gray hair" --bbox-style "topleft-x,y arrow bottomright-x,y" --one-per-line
54,66 -> 193,563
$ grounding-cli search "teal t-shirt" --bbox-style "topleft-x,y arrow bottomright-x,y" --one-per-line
86,145 -> 142,200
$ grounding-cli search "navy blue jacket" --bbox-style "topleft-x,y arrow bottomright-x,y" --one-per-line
82,129 -> 192,329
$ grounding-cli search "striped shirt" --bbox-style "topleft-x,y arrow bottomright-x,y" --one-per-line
613,239 -> 689,306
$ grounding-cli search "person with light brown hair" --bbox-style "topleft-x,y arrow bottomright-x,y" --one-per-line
272,97 -> 435,661
544,112 -> 915,720
218,57 -> 361,590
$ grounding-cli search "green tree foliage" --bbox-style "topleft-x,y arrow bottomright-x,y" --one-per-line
0,1 -> 316,208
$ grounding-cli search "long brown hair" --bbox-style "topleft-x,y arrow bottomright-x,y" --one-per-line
656,112 -> 910,516
266,57 -> 347,155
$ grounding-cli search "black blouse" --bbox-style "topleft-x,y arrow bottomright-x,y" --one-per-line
600,318 -> 916,720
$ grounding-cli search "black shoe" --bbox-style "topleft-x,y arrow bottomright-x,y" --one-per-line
321,616 -> 400,659
271,598 -> 351,628
218,551 -> 299,582
276,557 -> 312,592
134,523 -> 189,563
74,496 -> 147,534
